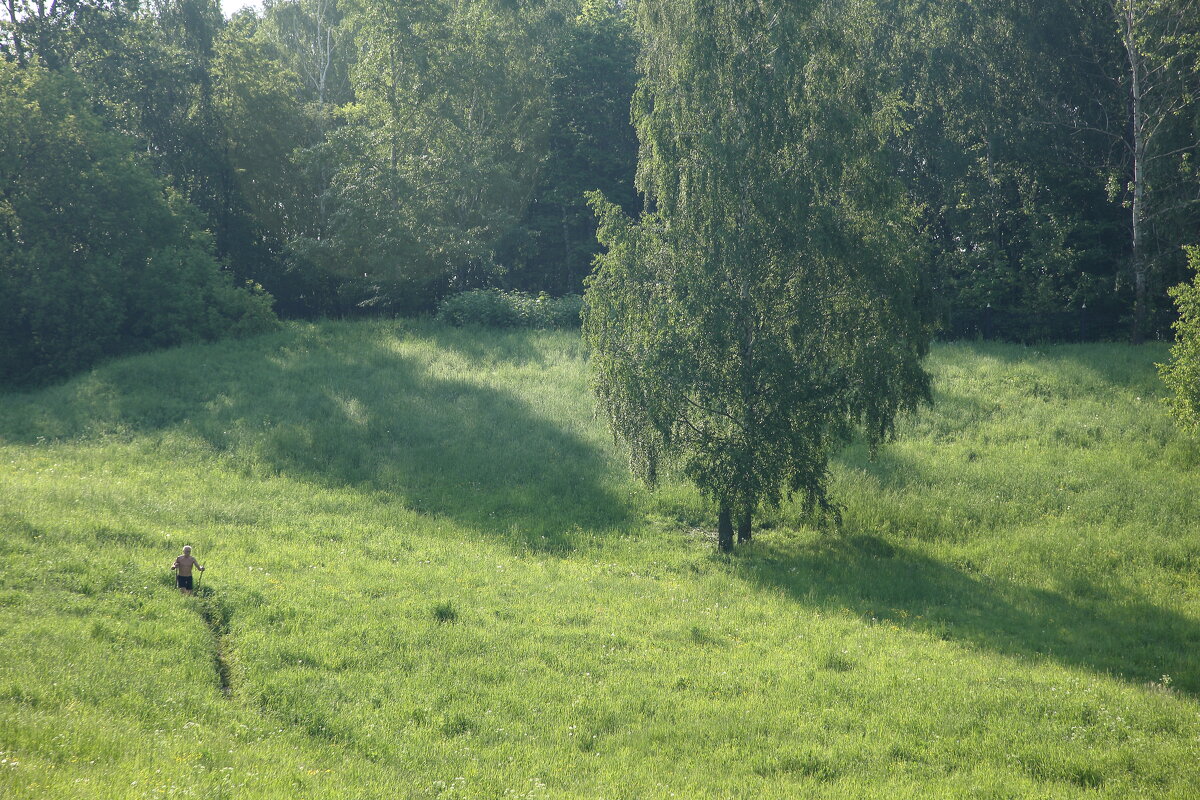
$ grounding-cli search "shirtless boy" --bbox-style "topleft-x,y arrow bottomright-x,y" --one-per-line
171,545 -> 205,595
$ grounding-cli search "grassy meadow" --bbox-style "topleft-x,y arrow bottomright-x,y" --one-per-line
1,319 -> 1199,798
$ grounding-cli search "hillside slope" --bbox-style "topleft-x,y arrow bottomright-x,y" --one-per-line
1,320 -> 1198,799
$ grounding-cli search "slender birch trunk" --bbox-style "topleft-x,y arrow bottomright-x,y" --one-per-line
1123,0 -> 1148,343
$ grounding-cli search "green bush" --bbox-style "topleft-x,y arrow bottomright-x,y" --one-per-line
0,63 -> 278,387
544,293 -> 584,328
1161,246 -> 1200,430
436,289 -> 582,329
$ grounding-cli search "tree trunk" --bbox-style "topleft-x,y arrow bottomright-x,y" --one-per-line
5,0 -> 25,67
561,207 -> 572,295
717,505 -> 733,553
737,509 -> 752,543
1124,0 -> 1148,343
735,268 -> 755,548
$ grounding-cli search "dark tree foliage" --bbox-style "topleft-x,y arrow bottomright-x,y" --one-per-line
1,0 -> 135,69
0,62 -> 276,386
883,0 -> 1200,343
111,0 -> 287,297
499,0 -> 639,296
5,0 -> 339,316
877,0 -> 1126,342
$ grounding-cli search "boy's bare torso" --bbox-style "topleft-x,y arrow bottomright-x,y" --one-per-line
173,554 -> 198,576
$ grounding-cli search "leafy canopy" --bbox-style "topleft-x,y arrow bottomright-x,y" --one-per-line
583,0 -> 932,548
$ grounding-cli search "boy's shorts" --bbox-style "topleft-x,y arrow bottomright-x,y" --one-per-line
176,575 -> 193,590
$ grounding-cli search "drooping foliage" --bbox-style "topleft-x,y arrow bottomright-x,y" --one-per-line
584,0 -> 933,549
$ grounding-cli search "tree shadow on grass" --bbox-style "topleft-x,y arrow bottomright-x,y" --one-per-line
0,322 -> 632,554
821,385 -> 991,499
738,534 -> 1200,696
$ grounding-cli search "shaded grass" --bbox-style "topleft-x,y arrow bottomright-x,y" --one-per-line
0,322 -> 629,552
1,323 -> 1198,798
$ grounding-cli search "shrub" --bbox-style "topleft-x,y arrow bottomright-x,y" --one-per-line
544,293 -> 584,328
432,602 -> 458,624
1161,246 -> 1200,430
436,289 -> 583,329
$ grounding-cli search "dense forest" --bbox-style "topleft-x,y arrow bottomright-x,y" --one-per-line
2,0 -> 1199,385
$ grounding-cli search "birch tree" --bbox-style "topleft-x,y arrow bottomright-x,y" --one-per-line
1062,0 -> 1200,340
1111,0 -> 1200,341
584,0 -> 932,551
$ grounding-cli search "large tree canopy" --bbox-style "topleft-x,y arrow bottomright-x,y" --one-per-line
584,0 -> 933,550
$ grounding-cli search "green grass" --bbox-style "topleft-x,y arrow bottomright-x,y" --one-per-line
1,320 -> 1198,798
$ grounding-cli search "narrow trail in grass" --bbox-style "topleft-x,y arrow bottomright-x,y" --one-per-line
195,589 -> 232,699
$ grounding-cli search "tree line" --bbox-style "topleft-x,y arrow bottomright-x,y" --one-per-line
2,0 -> 1199,384
1,0 -> 639,383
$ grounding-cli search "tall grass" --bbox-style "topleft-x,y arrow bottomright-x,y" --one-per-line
1,322 -> 1197,798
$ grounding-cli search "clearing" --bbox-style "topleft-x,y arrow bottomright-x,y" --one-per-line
1,320 -> 1198,798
